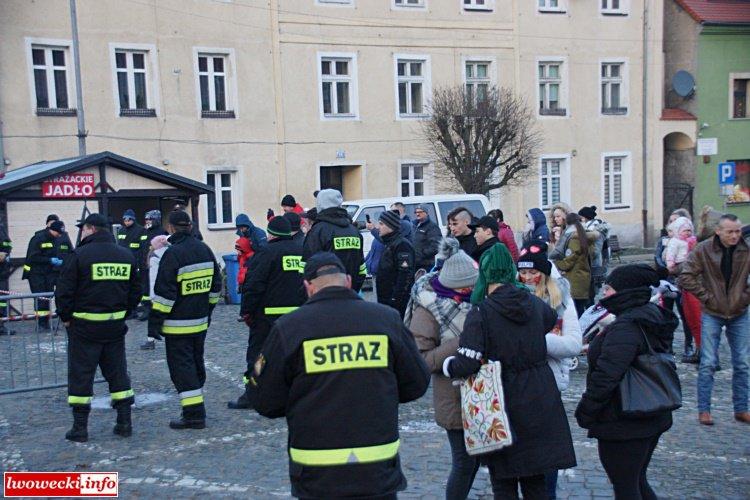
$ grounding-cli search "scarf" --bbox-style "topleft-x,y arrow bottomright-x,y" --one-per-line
471,243 -> 522,305
431,276 -> 472,303
404,272 -> 473,342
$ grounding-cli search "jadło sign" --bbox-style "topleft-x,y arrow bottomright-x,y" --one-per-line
41,174 -> 95,198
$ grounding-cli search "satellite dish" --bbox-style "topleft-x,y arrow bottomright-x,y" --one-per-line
672,70 -> 696,98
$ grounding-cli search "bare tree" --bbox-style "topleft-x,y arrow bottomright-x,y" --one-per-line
422,85 -> 541,195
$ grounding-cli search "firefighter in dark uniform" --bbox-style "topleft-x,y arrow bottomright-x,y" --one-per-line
253,252 -> 430,499
51,221 -> 74,288
150,210 -> 221,429
117,209 -> 148,317
136,210 -> 169,322
0,222 -> 12,335
228,216 -> 305,409
23,216 -> 65,330
302,189 -> 367,292
376,210 -> 415,318
55,214 -> 141,442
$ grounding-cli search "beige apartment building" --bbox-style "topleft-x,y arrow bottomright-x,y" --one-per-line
0,0 -> 695,252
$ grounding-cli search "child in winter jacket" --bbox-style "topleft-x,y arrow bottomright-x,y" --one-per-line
235,237 -> 254,291
665,216 -> 696,273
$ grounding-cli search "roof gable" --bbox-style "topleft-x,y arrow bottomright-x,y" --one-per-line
0,151 -> 213,195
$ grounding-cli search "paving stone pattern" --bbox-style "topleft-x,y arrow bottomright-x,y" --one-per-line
0,303 -> 748,499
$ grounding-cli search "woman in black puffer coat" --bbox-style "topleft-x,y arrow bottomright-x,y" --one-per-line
445,244 -> 576,499
575,264 -> 679,500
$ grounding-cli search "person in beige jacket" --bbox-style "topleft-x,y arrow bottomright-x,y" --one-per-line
404,238 -> 479,500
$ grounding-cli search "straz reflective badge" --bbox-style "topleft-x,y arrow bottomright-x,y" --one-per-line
181,276 -> 213,295
303,335 -> 388,374
282,255 -> 303,272
332,236 -> 361,250
91,263 -> 131,281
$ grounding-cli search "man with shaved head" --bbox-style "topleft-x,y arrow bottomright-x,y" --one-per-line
447,206 -> 477,257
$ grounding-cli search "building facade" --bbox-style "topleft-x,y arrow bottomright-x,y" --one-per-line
1,0 -> 696,251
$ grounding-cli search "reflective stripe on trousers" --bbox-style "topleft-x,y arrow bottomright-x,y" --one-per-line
179,389 -> 204,407
289,439 -> 400,466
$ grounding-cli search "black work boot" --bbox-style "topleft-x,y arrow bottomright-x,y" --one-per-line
65,407 -> 90,443
38,317 -> 51,331
227,387 -> 252,410
170,404 -> 206,429
113,404 -> 132,437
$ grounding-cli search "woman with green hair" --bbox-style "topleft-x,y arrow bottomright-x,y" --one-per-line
444,243 -> 577,499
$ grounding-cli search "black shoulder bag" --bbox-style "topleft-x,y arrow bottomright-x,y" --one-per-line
619,325 -> 682,417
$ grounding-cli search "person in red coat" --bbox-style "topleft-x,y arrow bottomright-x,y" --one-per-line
488,209 -> 520,262
235,238 -> 254,292
267,195 -> 305,220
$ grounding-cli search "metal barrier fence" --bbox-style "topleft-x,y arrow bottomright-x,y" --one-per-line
0,292 -> 69,395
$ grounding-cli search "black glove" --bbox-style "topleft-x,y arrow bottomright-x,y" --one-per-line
574,396 -> 597,429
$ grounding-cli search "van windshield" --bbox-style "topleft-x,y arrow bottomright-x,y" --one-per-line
438,200 -> 486,224
342,204 -> 358,219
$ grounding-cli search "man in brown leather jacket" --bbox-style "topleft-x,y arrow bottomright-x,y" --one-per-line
679,214 -> 750,426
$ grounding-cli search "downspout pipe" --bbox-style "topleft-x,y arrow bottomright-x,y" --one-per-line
70,0 -> 87,156
641,1 -> 649,247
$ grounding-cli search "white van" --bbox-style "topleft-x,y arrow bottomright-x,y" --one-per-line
342,194 -> 491,256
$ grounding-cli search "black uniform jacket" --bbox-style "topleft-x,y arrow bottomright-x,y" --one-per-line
53,232 -> 74,268
254,286 -> 430,499
23,229 -> 57,279
55,230 -> 141,342
117,222 -> 148,260
240,235 -> 306,322
376,231 -> 415,317
413,218 -> 441,269
0,224 -> 12,279
302,207 -> 366,292
150,231 -> 222,336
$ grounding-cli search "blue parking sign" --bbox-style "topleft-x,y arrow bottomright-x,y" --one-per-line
718,162 -> 735,185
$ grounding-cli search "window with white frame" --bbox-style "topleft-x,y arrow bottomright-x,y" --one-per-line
30,45 -> 74,115
601,62 -> 627,114
540,157 -> 568,209
319,54 -> 358,118
206,171 -> 235,225
466,61 -> 491,103
538,61 -> 566,116
396,57 -> 429,117
601,0 -> 627,15
603,154 -> 631,210
401,163 -> 429,197
115,50 -> 155,117
394,0 -> 425,7
198,53 -> 235,118
538,0 -> 565,13
463,0 -> 493,11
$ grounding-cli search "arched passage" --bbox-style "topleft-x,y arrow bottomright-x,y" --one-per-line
662,132 -> 695,225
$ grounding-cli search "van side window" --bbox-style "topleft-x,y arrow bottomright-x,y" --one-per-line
438,201 -> 486,224
354,206 -> 386,230
404,203 -> 437,223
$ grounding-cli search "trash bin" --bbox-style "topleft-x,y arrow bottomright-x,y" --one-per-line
222,253 -> 241,305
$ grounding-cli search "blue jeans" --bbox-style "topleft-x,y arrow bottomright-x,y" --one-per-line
445,429 -> 479,500
697,311 -> 750,413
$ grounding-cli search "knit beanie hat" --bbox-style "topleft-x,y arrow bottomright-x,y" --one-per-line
379,210 -> 401,232
439,250 -> 479,289
471,243 -> 522,304
578,205 -> 597,220
316,189 -> 343,211
517,241 -> 552,276
281,194 -> 296,208
267,216 -> 291,237
122,209 -> 136,221
283,212 -> 302,232
145,210 -> 162,221
605,264 -> 660,292
151,234 -> 169,250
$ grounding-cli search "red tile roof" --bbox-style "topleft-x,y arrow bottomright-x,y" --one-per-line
674,0 -> 750,25
661,108 -> 697,121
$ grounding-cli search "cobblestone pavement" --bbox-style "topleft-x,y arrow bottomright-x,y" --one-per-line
0,303 -> 748,499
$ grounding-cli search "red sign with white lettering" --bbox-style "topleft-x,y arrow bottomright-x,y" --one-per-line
41,174 -> 96,198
